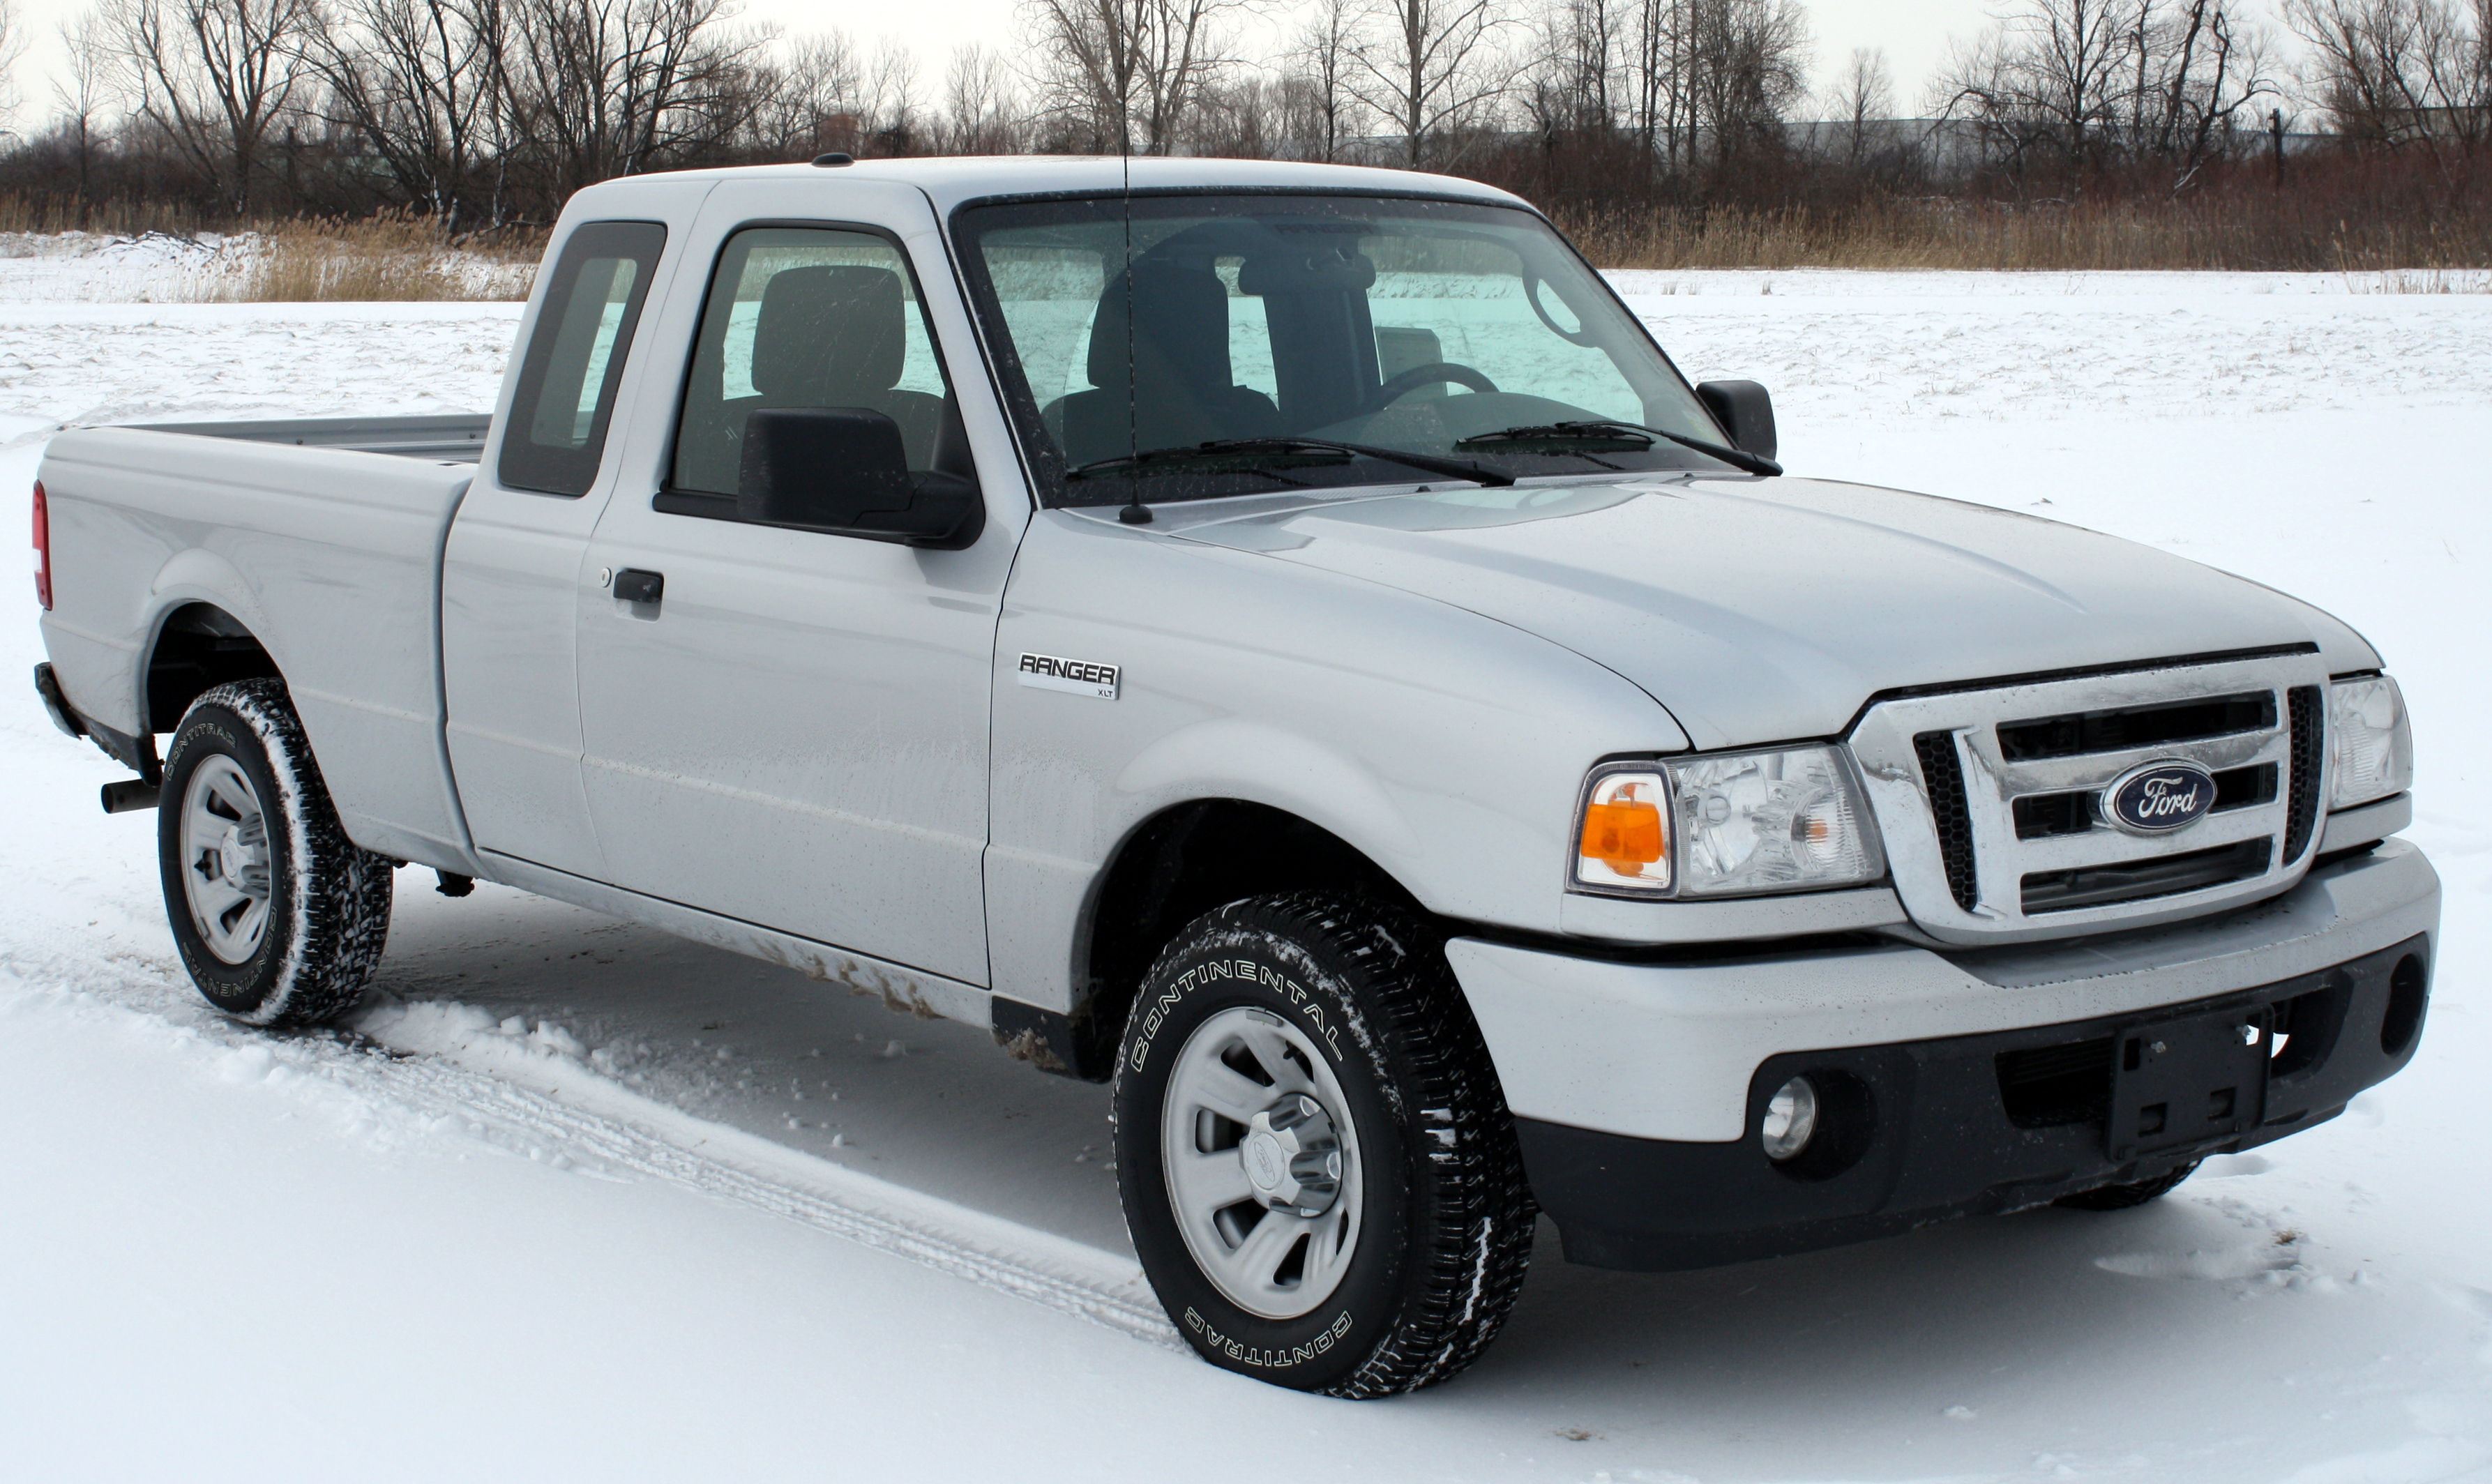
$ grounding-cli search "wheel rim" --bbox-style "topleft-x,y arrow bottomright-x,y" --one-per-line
179,755 -> 273,965
1161,1006 -> 1364,1319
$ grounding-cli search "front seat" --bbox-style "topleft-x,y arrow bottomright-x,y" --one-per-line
1050,259 -> 1281,468
748,264 -> 946,467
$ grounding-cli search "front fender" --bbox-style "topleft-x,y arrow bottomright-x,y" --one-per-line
1115,720 -> 1423,863
985,509 -> 1683,1011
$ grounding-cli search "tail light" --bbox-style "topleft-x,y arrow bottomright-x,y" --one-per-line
33,480 -> 51,610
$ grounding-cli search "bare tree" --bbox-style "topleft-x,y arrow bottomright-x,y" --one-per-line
748,29 -> 865,158
1024,0 -> 1240,152
305,0 -> 503,225
1524,0 -> 1623,140
52,11 -> 116,202
101,0 -> 317,213
1680,0 -> 1806,167
863,33 -> 921,150
1935,0 -> 2279,181
1284,0 -> 1362,160
0,0 -> 25,126
1827,44 -> 1892,166
941,43 -> 1020,153
1347,0 -> 1511,167
496,0 -> 768,195
2287,0 -> 2486,150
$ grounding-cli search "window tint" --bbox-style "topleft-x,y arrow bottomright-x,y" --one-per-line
670,227 -> 953,497
499,220 -> 665,497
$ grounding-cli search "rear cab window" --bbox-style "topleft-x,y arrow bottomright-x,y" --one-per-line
664,224 -> 958,513
499,220 -> 667,497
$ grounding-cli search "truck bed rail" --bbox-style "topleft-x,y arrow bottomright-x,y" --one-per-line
131,414 -> 492,464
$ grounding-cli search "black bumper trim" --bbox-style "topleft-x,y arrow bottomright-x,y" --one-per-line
1518,931 -> 2431,1272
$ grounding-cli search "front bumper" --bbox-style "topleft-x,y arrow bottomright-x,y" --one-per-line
1447,840 -> 2438,1272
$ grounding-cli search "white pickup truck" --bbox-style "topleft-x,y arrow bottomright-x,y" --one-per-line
33,156 -> 2436,1396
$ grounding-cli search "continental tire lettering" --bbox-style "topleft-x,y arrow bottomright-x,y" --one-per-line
1183,1308 -> 1354,1369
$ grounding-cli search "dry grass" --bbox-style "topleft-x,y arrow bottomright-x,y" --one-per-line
1560,194 -> 2492,273
0,192 -> 204,236
209,214 -> 541,302
0,197 -> 543,301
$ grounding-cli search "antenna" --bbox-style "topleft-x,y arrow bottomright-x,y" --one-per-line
1116,108 -> 1151,526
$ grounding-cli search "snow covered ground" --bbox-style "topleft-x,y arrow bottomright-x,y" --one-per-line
3,252 -> 2489,1483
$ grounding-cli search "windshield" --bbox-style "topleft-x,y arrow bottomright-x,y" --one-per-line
951,193 -> 1732,506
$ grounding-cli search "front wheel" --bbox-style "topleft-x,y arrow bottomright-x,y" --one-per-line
158,679 -> 393,1027
1112,893 -> 1534,1396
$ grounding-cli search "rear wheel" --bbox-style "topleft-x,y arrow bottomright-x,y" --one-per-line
1112,893 -> 1534,1397
158,679 -> 393,1027
2055,1160 -> 2200,1211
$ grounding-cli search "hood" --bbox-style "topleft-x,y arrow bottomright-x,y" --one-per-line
1168,476 -> 2376,751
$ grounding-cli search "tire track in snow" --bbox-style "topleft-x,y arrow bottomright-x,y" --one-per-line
0,931 -> 1179,1349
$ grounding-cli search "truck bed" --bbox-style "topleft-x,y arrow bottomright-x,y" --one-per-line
38,421 -> 485,872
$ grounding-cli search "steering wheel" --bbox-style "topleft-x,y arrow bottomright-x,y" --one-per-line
1366,361 -> 1498,414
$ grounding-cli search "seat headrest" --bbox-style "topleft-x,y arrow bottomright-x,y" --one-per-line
750,264 -> 908,404
1087,260 -> 1233,393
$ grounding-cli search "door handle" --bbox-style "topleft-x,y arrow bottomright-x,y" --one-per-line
612,568 -> 665,606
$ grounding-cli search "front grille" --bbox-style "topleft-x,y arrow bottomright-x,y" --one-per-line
1996,691 -> 2275,762
1997,1036 -> 2115,1128
1915,731 -> 1979,911
2022,838 -> 2273,914
2283,686 -> 2323,861
1855,651 -> 2329,942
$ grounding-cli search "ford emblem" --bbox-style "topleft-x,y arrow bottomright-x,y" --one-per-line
2102,760 -> 2219,834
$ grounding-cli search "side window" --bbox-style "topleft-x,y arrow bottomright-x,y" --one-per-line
499,220 -> 665,497
670,226 -> 953,497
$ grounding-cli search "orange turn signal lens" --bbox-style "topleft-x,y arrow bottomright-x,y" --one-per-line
1574,771 -> 1671,891
1582,801 -> 1663,868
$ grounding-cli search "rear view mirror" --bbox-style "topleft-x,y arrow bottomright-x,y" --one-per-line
737,407 -> 983,549
1696,381 -> 1777,462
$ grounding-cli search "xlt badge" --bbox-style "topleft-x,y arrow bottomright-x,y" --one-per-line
1018,652 -> 1120,699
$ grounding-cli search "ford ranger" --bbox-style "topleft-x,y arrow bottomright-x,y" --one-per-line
30,156 -> 2437,1395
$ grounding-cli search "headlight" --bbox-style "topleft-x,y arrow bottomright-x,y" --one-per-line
2329,675 -> 2412,810
1573,745 -> 1885,898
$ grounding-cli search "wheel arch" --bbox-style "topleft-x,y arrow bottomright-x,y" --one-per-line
143,600 -> 283,734
1009,798 -> 1424,1082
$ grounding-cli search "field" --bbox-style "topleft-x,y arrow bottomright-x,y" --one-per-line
3,252 -> 2489,1483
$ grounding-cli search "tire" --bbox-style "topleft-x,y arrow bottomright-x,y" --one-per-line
2055,1160 -> 2200,1211
1111,892 -> 1534,1397
158,679 -> 393,1027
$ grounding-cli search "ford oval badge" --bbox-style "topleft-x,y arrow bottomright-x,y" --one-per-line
2103,760 -> 2219,835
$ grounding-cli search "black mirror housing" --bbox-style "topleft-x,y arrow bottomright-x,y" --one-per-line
1695,380 -> 1777,462
737,407 -> 983,549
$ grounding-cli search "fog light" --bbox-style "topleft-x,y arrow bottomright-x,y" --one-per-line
1761,1075 -> 1819,1162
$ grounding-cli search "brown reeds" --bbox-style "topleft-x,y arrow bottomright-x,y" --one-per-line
203,213 -> 542,302
1558,195 -> 2492,272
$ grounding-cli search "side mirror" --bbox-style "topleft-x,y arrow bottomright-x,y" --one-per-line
1695,380 -> 1777,462
737,407 -> 983,550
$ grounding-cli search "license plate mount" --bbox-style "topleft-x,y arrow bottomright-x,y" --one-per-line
2106,1006 -> 2271,1162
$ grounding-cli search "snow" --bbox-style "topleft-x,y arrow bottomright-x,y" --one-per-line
3,245 -> 2490,1481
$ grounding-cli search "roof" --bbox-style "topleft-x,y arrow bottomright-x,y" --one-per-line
602,156 -> 1536,218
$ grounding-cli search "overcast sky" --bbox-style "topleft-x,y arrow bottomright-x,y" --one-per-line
0,0 -> 2011,137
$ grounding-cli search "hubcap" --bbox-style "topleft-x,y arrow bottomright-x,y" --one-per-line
1161,1006 -> 1363,1319
179,755 -> 273,965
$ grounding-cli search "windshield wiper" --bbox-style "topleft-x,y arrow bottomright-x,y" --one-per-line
1456,420 -> 1781,477
1068,437 -> 1516,490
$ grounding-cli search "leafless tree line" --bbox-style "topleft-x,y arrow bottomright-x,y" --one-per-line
0,0 -> 2484,227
